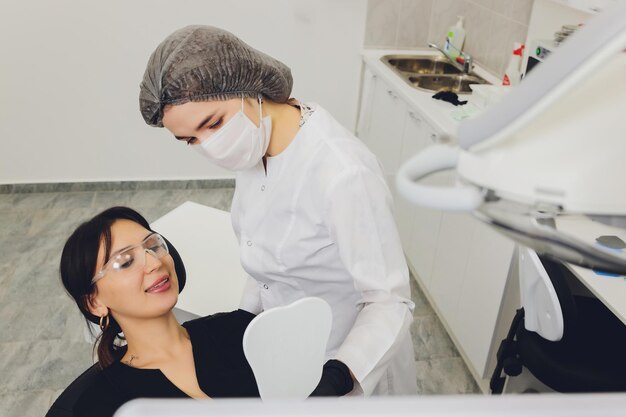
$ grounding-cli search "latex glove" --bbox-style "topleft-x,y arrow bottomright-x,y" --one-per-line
309,359 -> 354,397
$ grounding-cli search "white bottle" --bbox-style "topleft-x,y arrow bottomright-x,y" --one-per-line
502,42 -> 525,86
444,16 -> 466,59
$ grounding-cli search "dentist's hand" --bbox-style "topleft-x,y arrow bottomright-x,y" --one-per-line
309,359 -> 354,396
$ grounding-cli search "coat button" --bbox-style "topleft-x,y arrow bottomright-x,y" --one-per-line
263,284 -> 269,289
261,185 -> 266,191
247,241 -> 252,246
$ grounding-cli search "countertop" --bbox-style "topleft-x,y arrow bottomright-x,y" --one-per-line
361,48 -> 502,142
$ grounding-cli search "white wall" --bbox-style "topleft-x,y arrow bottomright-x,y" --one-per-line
0,0 -> 366,184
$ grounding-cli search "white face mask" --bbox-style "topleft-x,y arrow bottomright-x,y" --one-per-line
194,96 -> 272,171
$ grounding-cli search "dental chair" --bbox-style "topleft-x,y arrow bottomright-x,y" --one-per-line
490,247 -> 626,393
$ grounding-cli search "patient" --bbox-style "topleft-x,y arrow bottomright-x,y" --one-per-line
46,207 -> 259,417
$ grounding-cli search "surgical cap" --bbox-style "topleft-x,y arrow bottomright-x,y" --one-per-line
139,25 -> 293,127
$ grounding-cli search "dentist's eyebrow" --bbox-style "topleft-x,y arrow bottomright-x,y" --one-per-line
195,114 -> 216,129
174,114 -> 216,141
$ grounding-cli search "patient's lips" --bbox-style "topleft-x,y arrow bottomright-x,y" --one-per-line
145,275 -> 171,293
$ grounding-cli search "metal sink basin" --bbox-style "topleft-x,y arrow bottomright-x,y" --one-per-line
382,55 -> 461,75
409,74 -> 488,94
381,54 -> 489,94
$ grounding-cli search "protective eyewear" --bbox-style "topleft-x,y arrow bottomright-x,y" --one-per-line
91,233 -> 169,284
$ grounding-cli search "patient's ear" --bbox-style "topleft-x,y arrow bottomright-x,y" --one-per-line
85,293 -> 108,317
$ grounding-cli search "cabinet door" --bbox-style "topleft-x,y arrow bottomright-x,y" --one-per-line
356,67 -> 377,140
428,210 -> 477,326
403,123 -> 446,288
454,222 -> 515,377
554,0 -> 611,13
364,77 -> 407,180
394,110 -> 428,250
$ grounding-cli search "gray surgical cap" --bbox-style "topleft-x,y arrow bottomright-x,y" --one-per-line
139,25 -> 293,127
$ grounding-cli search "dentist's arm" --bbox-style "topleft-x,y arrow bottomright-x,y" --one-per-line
325,166 -> 414,396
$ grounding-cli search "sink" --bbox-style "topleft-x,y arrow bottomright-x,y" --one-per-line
380,54 -> 489,94
383,55 -> 461,75
409,74 -> 488,94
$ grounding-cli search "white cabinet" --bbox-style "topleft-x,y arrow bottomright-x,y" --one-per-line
550,0 -> 614,13
396,115 -> 445,286
356,67 -> 377,140
428,212 -> 477,319
357,57 -> 516,390
361,76 -> 407,185
454,222 -> 515,377
394,111 -> 427,248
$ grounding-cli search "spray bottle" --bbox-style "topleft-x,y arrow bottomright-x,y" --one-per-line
502,42 -> 525,86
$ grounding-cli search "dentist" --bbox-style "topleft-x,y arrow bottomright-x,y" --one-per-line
139,25 -> 417,396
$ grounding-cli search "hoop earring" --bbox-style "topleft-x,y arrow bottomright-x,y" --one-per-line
99,313 -> 109,331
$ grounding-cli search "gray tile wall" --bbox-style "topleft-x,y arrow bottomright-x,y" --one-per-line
365,0 -> 533,77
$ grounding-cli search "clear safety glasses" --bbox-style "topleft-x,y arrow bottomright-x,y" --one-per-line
91,233 -> 169,284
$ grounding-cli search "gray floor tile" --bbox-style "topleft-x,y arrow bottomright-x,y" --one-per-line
7,253 -> 67,302
26,208 -> 96,238
0,210 -> 35,238
11,192 -> 95,211
0,261 -> 16,304
0,234 -> 65,267
0,389 -> 54,417
92,190 -> 136,212
411,313 -> 460,362
0,194 -> 16,211
48,388 -> 66,408
0,296 -> 77,343
186,188 -> 235,212
0,340 -> 92,394
415,357 -> 480,395
410,274 -> 432,317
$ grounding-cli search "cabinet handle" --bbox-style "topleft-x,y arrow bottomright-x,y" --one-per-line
408,111 -> 421,123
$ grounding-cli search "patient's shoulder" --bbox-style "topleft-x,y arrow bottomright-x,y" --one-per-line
183,309 -> 255,335
46,363 -> 125,417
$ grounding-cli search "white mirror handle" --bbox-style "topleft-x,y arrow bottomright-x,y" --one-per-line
395,144 -> 483,212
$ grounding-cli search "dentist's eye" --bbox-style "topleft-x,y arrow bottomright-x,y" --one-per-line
209,118 -> 223,129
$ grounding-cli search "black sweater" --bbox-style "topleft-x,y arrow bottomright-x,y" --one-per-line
46,310 -> 259,417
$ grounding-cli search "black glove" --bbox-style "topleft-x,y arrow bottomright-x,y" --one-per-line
432,90 -> 468,106
309,359 -> 354,397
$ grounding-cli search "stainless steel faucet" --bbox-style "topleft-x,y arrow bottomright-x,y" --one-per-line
428,42 -> 473,74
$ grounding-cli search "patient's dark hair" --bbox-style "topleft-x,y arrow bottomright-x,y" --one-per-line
60,206 -> 186,368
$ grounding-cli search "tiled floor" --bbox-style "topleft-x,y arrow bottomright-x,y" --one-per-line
0,185 -> 478,417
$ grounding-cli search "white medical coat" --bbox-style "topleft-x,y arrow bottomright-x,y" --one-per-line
231,104 -> 417,396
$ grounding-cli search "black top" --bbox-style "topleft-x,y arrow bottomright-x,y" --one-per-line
46,310 -> 259,417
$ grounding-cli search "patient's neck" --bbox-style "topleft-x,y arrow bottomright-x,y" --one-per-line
118,312 -> 189,367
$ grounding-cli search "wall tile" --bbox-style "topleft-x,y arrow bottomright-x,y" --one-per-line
488,17 -> 528,77
396,0 -> 434,48
469,0 -> 497,10
460,0 -> 495,74
366,0 -> 533,77
505,0 -> 534,25
365,0 -> 403,48
427,0 -> 466,48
